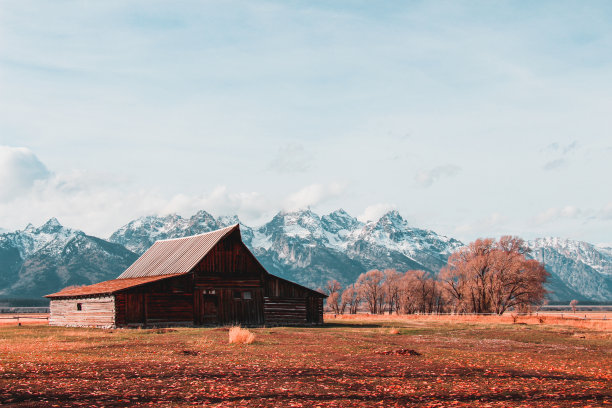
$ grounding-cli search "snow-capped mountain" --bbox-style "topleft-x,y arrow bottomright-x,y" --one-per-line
0,219 -> 137,298
109,209 -> 463,290
108,209 -> 612,302
528,238 -> 612,302
2,210 -> 611,303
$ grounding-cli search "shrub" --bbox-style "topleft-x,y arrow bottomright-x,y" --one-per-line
228,326 -> 255,344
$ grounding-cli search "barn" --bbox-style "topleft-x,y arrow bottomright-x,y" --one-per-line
45,224 -> 326,328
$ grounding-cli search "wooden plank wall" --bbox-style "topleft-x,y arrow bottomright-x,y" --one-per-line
115,275 -> 194,327
306,297 -> 324,324
263,297 -> 307,325
265,275 -> 313,298
263,276 -> 325,325
49,296 -> 115,328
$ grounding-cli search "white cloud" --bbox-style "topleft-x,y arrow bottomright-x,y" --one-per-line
268,143 -> 314,173
415,165 -> 461,188
282,183 -> 345,211
534,205 -> 583,225
0,172 -> 274,237
599,202 -> 612,220
0,146 -> 50,201
541,141 -> 579,171
542,158 -> 568,170
454,212 -> 508,237
161,186 -> 270,222
358,203 -> 396,223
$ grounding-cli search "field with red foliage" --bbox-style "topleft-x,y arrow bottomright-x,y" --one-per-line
1,316 -> 611,407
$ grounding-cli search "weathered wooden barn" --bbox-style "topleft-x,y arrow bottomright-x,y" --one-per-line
46,225 -> 325,328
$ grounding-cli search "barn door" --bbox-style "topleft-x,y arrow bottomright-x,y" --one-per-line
196,289 -> 218,325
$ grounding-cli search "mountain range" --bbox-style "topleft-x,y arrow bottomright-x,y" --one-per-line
1,209 -> 611,303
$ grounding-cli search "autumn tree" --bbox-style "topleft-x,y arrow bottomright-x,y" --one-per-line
341,284 -> 360,314
356,269 -> 384,314
382,269 -> 402,314
570,299 -> 578,313
440,236 -> 548,314
325,279 -> 342,313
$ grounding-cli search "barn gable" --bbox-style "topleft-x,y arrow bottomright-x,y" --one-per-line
117,224 -> 240,279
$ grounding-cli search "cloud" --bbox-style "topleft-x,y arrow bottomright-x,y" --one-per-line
542,158 -> 568,170
415,164 -> 461,187
0,148 -> 272,235
599,202 -> 612,220
283,183 -> 345,211
358,203 -> 396,223
454,212 -> 508,236
541,141 -> 578,171
0,146 -> 50,201
161,186 -> 269,222
268,143 -> 314,173
0,170 -> 274,236
533,205 -> 582,224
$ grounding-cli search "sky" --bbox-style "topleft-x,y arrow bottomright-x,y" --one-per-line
0,1 -> 611,243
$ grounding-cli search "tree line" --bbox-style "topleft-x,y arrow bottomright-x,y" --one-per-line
324,236 -> 549,315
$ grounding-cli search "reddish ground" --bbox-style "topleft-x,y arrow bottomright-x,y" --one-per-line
1,316 -> 610,407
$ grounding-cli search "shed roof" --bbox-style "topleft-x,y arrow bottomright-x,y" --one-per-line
117,224 -> 239,279
45,274 -> 181,298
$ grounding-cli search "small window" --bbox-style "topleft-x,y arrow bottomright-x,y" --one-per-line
233,291 -> 241,299
242,291 -> 252,300
76,303 -> 82,311
205,289 -> 216,295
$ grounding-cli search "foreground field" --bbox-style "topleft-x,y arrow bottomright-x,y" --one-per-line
1,317 -> 611,407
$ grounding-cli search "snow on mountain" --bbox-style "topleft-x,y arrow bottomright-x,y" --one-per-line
108,208 -> 462,290
108,209 -> 612,302
346,210 -> 463,273
528,238 -> 612,302
2,209 -> 611,303
0,219 -> 137,298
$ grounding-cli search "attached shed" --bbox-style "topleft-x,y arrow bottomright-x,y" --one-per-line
46,225 -> 326,328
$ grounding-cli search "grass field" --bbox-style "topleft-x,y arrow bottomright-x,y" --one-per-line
1,316 -> 611,407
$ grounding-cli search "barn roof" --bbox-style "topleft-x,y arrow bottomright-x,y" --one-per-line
45,275 -> 180,298
117,224 -> 239,279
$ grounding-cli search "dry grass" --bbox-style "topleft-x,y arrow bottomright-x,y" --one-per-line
1,317 -> 611,407
327,313 -> 612,332
228,326 -> 256,344
0,313 -> 49,326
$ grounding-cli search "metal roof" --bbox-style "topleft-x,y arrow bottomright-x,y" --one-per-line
45,275 -> 180,298
116,224 -> 239,279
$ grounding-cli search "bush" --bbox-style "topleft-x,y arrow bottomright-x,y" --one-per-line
228,326 -> 255,344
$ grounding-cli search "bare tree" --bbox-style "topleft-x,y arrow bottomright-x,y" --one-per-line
570,299 -> 578,313
356,270 -> 384,314
324,279 -> 342,313
381,269 -> 402,314
325,279 -> 342,296
341,285 -> 360,314
439,236 -> 548,314
327,291 -> 343,314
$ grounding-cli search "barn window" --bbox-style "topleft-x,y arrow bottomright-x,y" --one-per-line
233,291 -> 241,299
242,291 -> 252,300
205,289 -> 216,295
76,303 -> 82,311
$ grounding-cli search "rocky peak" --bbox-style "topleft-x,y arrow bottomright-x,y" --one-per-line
38,217 -> 63,234
322,209 -> 362,233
